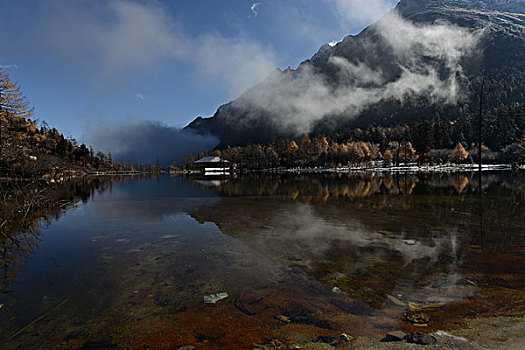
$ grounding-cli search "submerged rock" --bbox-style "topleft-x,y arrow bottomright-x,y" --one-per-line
386,294 -> 406,307
338,333 -> 353,343
275,315 -> 291,323
204,292 -> 229,304
406,332 -> 437,345
332,286 -> 343,294
405,311 -> 430,326
403,239 -> 417,245
381,331 -> 406,342
408,301 -> 445,311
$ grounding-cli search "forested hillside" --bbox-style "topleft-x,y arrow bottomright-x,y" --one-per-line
0,70 -> 110,178
190,103 -> 525,169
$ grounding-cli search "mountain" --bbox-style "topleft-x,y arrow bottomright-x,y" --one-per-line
447,0 -> 525,13
186,0 -> 525,147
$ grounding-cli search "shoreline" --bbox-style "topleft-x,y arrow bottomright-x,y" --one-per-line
288,163 -> 524,174
2,163 -> 524,181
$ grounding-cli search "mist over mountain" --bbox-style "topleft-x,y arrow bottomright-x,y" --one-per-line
186,0 -> 525,147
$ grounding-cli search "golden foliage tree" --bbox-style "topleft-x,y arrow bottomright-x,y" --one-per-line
451,143 -> 468,162
315,136 -> 329,153
208,149 -> 222,157
398,141 -> 417,164
0,70 -> 33,145
383,149 -> 393,165
284,140 -> 299,166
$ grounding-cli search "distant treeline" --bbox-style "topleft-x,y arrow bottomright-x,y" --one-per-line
184,103 -> 524,169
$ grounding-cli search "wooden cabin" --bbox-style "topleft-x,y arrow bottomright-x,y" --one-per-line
193,156 -> 231,175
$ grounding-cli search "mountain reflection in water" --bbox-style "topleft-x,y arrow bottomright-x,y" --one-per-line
0,172 -> 523,349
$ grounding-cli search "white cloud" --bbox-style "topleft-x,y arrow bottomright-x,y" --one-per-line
134,93 -> 145,100
42,0 -> 187,72
37,0 -> 276,98
0,64 -> 18,69
250,2 -> 261,17
194,34 -> 276,97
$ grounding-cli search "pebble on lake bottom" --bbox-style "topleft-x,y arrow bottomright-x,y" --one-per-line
203,292 -> 229,304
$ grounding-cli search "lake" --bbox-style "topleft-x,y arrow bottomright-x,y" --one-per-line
0,172 -> 524,349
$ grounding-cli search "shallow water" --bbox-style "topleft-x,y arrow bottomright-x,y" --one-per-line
0,172 -> 524,349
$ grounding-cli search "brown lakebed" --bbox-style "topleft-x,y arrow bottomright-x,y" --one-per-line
0,172 -> 523,349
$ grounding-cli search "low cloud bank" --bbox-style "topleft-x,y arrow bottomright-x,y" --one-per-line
88,121 -> 219,166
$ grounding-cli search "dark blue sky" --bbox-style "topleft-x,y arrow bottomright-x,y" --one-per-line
0,0 -> 398,145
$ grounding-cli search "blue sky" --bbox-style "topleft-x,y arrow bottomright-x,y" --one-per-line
0,0 -> 399,144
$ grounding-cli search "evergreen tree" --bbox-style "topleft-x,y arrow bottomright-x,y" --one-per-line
412,118 -> 434,161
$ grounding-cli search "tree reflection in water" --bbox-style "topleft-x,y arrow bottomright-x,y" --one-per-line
187,172 -> 524,313
0,176 -> 122,295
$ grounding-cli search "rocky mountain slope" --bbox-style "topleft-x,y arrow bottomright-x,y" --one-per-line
448,0 -> 524,13
186,0 -> 525,147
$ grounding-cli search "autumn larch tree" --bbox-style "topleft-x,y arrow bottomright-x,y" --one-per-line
383,149 -> 393,166
0,69 -> 33,146
451,143 -> 469,163
284,140 -> 299,167
398,141 -> 417,164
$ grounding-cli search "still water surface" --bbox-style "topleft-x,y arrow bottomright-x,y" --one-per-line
0,173 -> 524,349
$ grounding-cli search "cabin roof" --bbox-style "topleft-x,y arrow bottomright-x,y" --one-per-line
194,156 -> 230,164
